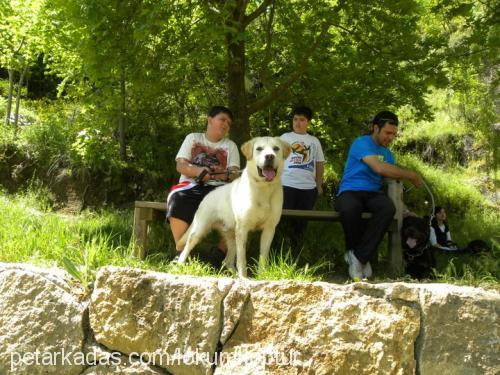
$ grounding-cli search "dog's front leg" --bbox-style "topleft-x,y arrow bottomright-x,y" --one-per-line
259,227 -> 275,270
235,226 -> 248,278
223,232 -> 237,273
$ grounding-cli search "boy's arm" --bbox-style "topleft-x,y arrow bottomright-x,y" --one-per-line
176,158 -> 211,182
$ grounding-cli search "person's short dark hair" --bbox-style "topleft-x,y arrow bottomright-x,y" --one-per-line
434,206 -> 444,216
292,106 -> 313,121
208,106 -> 233,121
372,110 -> 399,128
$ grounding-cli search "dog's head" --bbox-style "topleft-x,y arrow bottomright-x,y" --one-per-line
241,137 -> 291,182
402,216 -> 430,251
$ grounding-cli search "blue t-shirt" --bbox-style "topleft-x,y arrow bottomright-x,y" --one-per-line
338,135 -> 395,194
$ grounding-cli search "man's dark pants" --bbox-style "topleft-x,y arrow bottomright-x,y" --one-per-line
335,190 -> 395,264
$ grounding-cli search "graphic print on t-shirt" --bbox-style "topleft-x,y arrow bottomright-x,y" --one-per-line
191,142 -> 228,171
289,141 -> 314,171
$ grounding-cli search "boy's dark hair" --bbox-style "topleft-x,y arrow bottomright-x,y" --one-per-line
292,106 -> 313,121
208,106 -> 233,121
372,110 -> 398,129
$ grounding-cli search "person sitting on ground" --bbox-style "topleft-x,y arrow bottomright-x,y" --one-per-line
430,206 -> 458,251
166,106 -> 240,268
279,106 -> 325,248
335,110 -> 423,280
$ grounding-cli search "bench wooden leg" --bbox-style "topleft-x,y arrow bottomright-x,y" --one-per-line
388,229 -> 403,275
133,207 -> 154,260
387,180 -> 404,275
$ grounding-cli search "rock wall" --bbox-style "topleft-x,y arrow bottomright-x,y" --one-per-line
1,263 -> 499,374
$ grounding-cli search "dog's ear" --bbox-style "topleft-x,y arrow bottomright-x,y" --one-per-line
280,139 -> 292,159
241,140 -> 253,160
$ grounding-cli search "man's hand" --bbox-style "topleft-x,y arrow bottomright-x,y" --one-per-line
362,155 -> 423,187
408,171 -> 423,187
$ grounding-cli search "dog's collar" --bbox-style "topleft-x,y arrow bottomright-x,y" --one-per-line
405,242 -> 431,261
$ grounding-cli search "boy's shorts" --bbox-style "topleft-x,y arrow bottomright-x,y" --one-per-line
166,183 -> 217,224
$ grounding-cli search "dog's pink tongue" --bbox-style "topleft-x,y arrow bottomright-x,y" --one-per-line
262,167 -> 276,181
406,238 -> 417,249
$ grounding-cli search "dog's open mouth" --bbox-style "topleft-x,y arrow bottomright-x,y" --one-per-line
257,166 -> 277,181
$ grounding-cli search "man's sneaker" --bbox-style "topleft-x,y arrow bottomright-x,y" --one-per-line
344,250 -> 363,280
363,261 -> 372,279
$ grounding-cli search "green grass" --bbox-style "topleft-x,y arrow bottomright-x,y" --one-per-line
0,177 -> 498,288
252,249 -> 330,282
0,188 -> 327,287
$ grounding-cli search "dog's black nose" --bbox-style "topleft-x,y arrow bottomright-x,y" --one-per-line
265,154 -> 275,161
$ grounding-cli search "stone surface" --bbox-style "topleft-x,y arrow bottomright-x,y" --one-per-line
89,266 -> 232,375
3,263 -> 498,375
82,360 -> 166,375
415,284 -> 500,375
215,280 -> 421,375
80,342 -> 167,375
0,262 -> 86,375
219,280 -> 249,345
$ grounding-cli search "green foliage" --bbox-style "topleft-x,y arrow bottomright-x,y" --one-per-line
71,128 -> 121,171
18,101 -> 70,166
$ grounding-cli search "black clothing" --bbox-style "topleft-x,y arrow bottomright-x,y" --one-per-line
335,190 -> 395,264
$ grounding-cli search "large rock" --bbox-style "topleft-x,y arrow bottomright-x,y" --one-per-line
0,262 -> 86,375
215,281 -> 421,375
2,263 -> 498,375
416,284 -> 500,375
89,266 -> 233,375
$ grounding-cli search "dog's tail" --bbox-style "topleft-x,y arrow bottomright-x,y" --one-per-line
177,225 -> 191,248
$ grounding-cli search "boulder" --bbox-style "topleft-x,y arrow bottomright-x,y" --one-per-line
89,266 -> 232,375
415,284 -> 500,375
215,281 -> 420,375
0,262 -> 86,375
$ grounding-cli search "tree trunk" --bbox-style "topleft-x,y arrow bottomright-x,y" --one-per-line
5,69 -> 14,126
226,36 -> 250,146
14,64 -> 29,136
118,71 -> 127,161
225,2 -> 249,147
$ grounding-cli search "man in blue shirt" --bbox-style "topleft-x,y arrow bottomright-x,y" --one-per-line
336,111 -> 422,279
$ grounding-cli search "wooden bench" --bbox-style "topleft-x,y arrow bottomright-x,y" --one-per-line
132,180 -> 404,274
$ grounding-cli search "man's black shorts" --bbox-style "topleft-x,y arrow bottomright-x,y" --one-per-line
166,183 -> 217,224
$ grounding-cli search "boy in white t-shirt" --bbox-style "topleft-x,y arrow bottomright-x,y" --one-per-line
167,106 -> 240,267
279,106 -> 325,247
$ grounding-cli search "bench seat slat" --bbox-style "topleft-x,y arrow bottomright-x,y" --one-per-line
135,201 -> 372,220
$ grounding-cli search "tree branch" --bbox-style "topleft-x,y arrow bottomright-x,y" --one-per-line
243,0 -> 273,27
259,0 -> 275,86
247,21 -> 330,114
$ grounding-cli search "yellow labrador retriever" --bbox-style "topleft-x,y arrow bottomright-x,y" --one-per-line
177,136 -> 291,277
